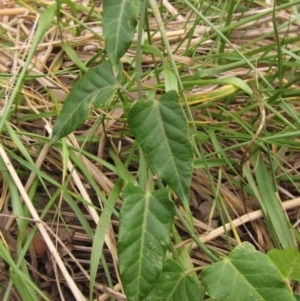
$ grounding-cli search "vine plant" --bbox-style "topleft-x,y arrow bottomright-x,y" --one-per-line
51,1 -> 300,300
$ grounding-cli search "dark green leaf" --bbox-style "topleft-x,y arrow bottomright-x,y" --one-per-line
128,91 -> 193,204
103,0 -> 143,65
145,258 -> 205,301
202,242 -> 296,301
268,248 -> 300,281
118,183 -> 175,301
51,61 -> 121,142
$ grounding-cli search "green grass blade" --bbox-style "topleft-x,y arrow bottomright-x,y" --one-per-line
89,178 -> 123,300
0,242 -> 50,301
253,151 -> 295,249
142,45 -> 178,92
61,43 -> 88,72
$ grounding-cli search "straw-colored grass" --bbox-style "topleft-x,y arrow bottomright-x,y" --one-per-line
1,0 -> 300,300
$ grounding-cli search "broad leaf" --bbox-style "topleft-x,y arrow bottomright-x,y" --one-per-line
268,248 -> 300,281
103,0 -> 143,66
202,242 -> 296,301
145,258 -> 205,301
118,183 -> 175,301
51,61 -> 121,142
128,91 -> 193,204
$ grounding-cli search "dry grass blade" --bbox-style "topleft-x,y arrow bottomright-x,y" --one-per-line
0,144 -> 86,301
1,0 -> 300,300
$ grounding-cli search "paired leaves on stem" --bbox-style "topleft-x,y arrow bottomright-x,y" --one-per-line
50,2 -> 300,301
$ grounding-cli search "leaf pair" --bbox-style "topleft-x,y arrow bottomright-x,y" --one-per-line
50,1 -> 196,300
119,90 -> 195,300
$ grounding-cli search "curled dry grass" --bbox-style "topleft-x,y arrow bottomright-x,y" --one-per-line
1,0 -> 300,300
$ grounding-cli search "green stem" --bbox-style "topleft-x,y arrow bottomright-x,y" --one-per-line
175,207 -> 219,262
148,0 -> 194,124
135,0 -> 147,99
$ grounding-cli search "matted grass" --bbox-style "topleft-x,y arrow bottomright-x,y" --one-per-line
1,0 -> 300,300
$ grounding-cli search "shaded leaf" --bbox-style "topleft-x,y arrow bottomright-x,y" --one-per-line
103,0 -> 143,66
118,183 -> 175,301
202,242 -> 296,301
51,61 -> 121,142
145,258 -> 205,301
128,91 -> 193,203
268,248 -> 300,281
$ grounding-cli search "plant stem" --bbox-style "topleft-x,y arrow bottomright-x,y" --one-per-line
175,207 -> 219,262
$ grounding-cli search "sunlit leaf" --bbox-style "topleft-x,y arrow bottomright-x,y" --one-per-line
268,248 -> 300,281
202,242 -> 296,301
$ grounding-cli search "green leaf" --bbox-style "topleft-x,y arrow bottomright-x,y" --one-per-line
128,91 -> 193,204
268,249 -> 300,281
145,258 -> 205,301
51,61 -> 122,142
103,0 -> 143,66
118,183 -> 175,301
202,242 -> 296,301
